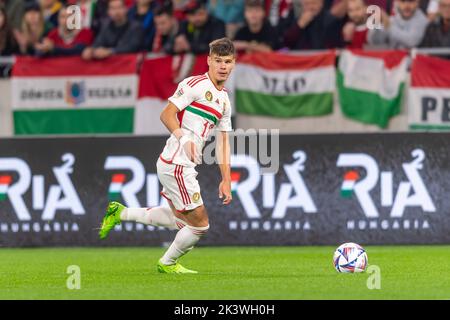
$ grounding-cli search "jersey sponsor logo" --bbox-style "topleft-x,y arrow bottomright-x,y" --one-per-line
205,91 -> 213,101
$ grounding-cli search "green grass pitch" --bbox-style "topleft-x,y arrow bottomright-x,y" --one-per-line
0,246 -> 449,299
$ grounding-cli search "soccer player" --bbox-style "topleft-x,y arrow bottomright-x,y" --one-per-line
98,37 -> 235,274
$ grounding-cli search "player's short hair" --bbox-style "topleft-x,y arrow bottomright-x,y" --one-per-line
209,38 -> 236,57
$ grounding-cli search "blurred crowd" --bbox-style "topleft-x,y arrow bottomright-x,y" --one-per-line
0,0 -> 449,59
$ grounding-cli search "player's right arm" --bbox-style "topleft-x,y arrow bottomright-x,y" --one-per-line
160,102 -> 199,163
160,102 -> 185,140
160,79 -> 201,163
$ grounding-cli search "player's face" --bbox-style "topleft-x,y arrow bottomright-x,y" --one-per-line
207,54 -> 235,83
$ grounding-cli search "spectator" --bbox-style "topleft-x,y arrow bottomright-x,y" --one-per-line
13,2 -> 52,55
39,0 -> 63,28
152,4 -> 179,54
35,5 -> 94,56
0,4 -> 18,55
420,0 -> 450,47
175,0 -> 226,54
82,0 -> 144,60
368,0 -> 429,48
0,0 -> 25,31
208,0 -> 245,38
283,0 -> 345,50
234,0 -> 280,53
128,0 -> 157,51
342,0 -> 369,48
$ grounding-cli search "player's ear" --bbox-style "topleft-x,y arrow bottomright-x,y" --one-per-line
207,55 -> 211,67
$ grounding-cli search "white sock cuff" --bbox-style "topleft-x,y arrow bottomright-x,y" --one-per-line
187,224 -> 209,236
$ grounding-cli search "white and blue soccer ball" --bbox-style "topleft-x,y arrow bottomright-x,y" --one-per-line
333,242 -> 368,273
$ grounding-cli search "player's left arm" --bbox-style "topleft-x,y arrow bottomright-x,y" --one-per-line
216,130 -> 232,205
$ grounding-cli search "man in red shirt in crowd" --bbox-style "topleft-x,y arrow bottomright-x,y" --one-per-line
342,0 -> 369,48
35,5 -> 94,56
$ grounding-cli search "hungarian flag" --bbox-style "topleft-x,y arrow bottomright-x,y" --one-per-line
234,51 -> 335,117
11,54 -> 139,135
337,50 -> 408,128
136,54 -> 209,135
409,54 -> 450,130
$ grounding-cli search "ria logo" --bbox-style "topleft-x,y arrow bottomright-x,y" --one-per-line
0,153 -> 85,221
232,151 -> 317,219
104,156 -> 166,208
229,151 -> 316,231
337,149 -> 436,219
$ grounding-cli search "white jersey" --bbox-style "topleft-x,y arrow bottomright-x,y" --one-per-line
159,72 -> 233,167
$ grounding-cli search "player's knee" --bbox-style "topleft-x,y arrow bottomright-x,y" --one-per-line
187,224 -> 209,237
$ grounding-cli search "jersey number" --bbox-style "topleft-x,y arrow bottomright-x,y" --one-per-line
201,121 -> 215,138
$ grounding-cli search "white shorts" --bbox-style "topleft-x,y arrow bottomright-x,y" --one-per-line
157,157 -> 203,213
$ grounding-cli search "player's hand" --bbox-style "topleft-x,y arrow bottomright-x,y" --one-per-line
180,136 -> 201,164
219,180 -> 232,205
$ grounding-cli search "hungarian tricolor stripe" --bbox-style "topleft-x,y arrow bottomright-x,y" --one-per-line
108,174 -> 126,200
337,50 -> 408,128
12,54 -> 139,135
409,54 -> 450,130
0,175 -> 12,201
235,51 -> 335,117
186,101 -> 222,125
341,171 -> 360,198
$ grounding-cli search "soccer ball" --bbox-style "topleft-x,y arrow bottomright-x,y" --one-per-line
333,242 -> 368,273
